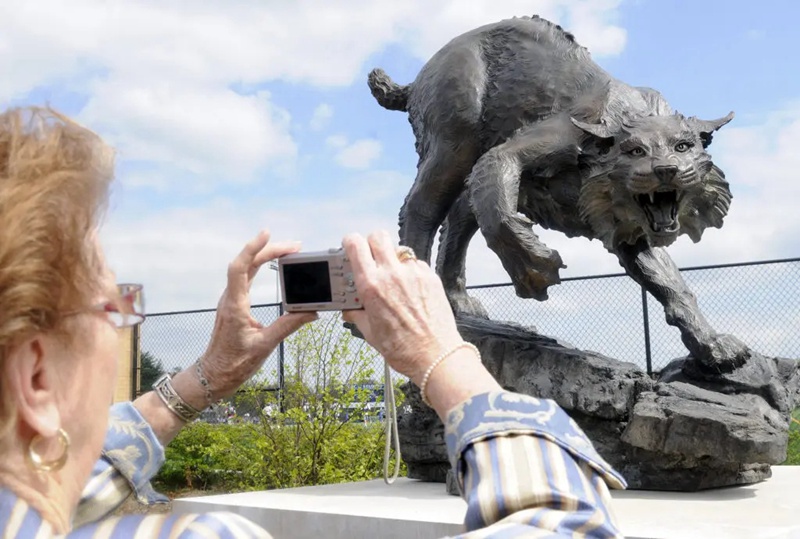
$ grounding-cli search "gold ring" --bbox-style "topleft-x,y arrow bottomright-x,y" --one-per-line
397,246 -> 417,263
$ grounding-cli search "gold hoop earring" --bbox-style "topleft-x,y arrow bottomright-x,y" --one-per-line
27,429 -> 70,473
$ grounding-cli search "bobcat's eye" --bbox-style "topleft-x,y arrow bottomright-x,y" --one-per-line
628,147 -> 646,157
675,141 -> 693,152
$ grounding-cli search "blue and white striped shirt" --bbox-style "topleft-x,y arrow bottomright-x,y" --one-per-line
0,391 -> 626,538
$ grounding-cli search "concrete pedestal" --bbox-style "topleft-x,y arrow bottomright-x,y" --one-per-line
173,466 -> 800,539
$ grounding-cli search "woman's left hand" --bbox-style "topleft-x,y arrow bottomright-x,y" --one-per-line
198,229 -> 317,400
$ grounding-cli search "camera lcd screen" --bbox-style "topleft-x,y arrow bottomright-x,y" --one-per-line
283,261 -> 332,304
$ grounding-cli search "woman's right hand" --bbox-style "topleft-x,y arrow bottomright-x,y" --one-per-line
340,231 -> 466,386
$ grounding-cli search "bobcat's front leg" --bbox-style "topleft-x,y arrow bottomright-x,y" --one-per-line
468,128 -> 568,300
616,239 -> 750,371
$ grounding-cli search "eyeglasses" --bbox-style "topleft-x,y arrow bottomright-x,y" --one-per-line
93,283 -> 146,328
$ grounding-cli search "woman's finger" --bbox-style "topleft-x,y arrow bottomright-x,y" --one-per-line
342,308 -> 366,328
367,230 -> 400,268
227,230 -> 303,300
247,240 -> 303,282
342,233 -> 377,283
260,312 -> 318,347
227,230 -> 271,298
251,240 -> 302,270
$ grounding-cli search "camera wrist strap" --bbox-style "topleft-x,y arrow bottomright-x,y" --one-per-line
383,360 -> 401,484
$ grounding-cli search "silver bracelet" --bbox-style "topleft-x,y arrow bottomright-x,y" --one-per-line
419,342 -> 481,407
194,359 -> 215,408
153,374 -> 203,423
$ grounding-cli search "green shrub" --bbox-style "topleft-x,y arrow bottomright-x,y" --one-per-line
784,430 -> 800,465
153,422 -> 255,490
779,408 -> 800,465
154,313 -> 406,492
153,419 -> 396,492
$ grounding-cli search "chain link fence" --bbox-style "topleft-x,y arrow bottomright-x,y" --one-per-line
132,258 -> 800,400
133,305 -> 284,398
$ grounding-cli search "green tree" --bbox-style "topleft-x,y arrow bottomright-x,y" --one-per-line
154,313 -> 407,492
140,351 -> 166,393
235,312 -> 406,488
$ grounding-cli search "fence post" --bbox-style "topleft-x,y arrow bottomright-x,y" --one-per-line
278,302 -> 286,413
641,286 -> 653,376
130,324 -> 141,401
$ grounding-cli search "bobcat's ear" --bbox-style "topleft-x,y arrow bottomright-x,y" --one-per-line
571,118 -> 614,139
571,118 -> 616,154
687,111 -> 735,148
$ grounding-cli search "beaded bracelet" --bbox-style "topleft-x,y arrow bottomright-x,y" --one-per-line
419,342 -> 481,407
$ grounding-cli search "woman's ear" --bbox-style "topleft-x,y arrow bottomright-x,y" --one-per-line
4,336 -> 61,438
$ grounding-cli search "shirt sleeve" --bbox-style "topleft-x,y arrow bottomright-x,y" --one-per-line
72,402 -> 169,528
67,511 -> 274,538
444,391 -> 627,538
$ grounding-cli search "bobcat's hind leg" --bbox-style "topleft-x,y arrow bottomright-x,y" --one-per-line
436,192 -> 488,318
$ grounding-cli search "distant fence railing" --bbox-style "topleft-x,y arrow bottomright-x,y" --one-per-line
131,257 -> 800,400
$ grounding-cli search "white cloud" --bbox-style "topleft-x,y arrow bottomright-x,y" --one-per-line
100,170 -> 411,312
562,0 -> 627,57
310,104 -> 334,131
335,139 -> 383,169
325,134 -> 349,149
8,0 -> 632,310
397,0 -> 626,60
0,0 -> 626,187
82,83 -> 296,182
120,171 -> 172,193
0,1 -> 626,95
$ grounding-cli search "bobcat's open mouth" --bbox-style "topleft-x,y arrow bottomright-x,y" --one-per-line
635,190 -> 680,234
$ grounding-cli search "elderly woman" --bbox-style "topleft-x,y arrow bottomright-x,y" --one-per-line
0,107 -> 625,538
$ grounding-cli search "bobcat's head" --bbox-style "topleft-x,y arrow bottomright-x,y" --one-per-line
573,111 -> 734,249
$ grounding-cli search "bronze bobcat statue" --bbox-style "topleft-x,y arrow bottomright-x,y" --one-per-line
367,15 -> 749,370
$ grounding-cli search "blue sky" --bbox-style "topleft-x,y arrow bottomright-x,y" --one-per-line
1,0 -> 799,315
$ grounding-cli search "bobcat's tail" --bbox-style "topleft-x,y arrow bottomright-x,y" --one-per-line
367,68 -> 410,112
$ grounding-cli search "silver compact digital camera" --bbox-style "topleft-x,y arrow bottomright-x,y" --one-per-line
278,248 -> 363,312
